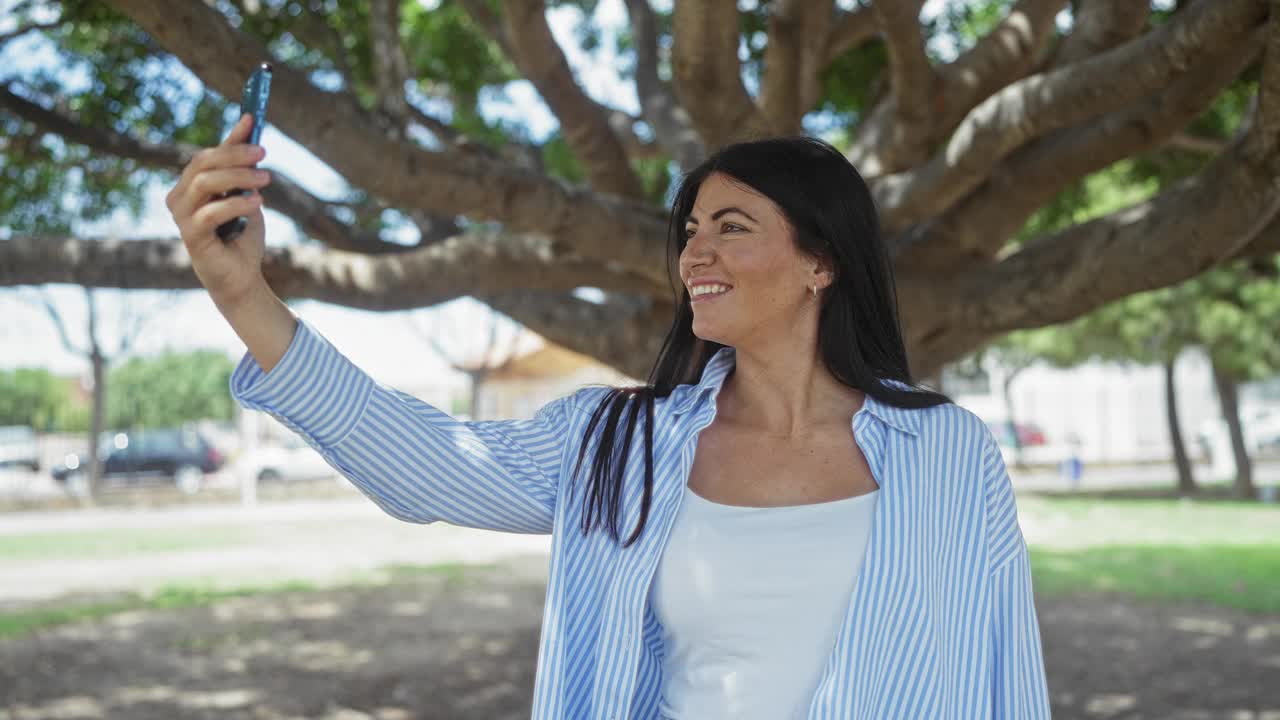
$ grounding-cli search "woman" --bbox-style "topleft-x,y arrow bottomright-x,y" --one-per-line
169,114 -> 1050,719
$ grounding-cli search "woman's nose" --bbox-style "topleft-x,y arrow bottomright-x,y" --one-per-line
681,234 -> 712,270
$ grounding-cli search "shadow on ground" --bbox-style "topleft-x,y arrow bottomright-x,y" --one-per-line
0,563 -> 1276,719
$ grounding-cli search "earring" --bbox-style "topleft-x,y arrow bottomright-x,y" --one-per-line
811,285 -> 818,299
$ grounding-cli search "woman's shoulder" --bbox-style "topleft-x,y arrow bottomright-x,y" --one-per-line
908,402 -> 994,456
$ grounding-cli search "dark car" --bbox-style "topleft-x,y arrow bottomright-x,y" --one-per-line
52,427 -> 224,495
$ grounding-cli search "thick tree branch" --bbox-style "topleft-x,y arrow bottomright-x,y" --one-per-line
1240,212 -> 1280,258
760,0 -> 835,135
106,0 -> 672,287
895,24 -> 1265,271
1249,0 -> 1280,158
369,0 -> 413,127
670,0 -> 771,148
406,103 -> 460,146
850,0 -> 1064,178
1,231 -> 665,307
874,0 -> 1267,235
823,6 -> 878,67
463,0 -> 653,174
1048,0 -> 1150,70
0,81 -> 433,253
492,0 -> 644,199
858,0 -> 934,169
481,291 -> 672,381
928,102 -> 1280,339
1166,132 -> 1230,155
623,0 -> 704,170
935,0 -> 1065,137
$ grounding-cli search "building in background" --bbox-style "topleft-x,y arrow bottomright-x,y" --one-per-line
947,345 -> 1278,478
480,343 -> 638,421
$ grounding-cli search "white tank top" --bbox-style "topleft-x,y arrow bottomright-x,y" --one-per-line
648,485 -> 880,720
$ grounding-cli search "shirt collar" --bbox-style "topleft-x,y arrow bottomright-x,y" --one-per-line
670,346 -> 922,437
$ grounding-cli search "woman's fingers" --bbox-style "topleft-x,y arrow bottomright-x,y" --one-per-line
222,112 -> 254,147
189,190 -> 263,237
166,126 -> 266,221
190,167 -> 272,204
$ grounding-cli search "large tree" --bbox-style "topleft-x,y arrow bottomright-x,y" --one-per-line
3,0 -> 1279,381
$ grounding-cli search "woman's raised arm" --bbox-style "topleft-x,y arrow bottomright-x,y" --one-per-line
229,315 -> 583,534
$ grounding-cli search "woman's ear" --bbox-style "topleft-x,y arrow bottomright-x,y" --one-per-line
813,257 -> 837,290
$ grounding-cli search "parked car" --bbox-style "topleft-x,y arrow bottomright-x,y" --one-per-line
1197,405 -> 1280,462
51,427 -> 225,495
0,425 -> 40,472
237,433 -> 338,484
984,420 -> 1047,448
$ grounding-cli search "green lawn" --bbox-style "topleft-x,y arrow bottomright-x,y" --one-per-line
0,562 -> 487,639
1023,494 -> 1279,613
0,526 -> 252,561
1030,544 -> 1279,613
0,493 -> 1274,640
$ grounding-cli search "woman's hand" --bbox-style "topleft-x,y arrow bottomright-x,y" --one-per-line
165,113 -> 273,307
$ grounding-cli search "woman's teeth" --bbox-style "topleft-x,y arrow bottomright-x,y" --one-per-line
692,285 -> 731,297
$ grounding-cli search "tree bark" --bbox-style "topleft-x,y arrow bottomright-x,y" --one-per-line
1164,356 -> 1198,496
1210,358 -> 1257,500
106,0 -> 674,286
493,0 -> 645,199
86,347 -> 106,505
671,0 -> 772,146
1002,368 -> 1027,470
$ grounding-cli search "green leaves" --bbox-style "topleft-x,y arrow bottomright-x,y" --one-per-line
105,350 -> 237,430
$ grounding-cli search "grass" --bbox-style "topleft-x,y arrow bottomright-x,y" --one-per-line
1023,494 -> 1279,613
1029,544 -> 1280,614
0,527 -> 252,561
0,563 -> 492,640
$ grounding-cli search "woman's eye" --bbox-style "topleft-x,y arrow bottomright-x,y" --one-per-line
722,223 -> 743,233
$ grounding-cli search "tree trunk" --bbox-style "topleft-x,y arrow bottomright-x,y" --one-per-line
1002,372 -> 1026,470
86,349 -> 107,504
1163,356 -> 1197,496
1210,358 -> 1256,500
468,369 -> 490,421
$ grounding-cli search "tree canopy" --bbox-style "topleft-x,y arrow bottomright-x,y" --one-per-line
3,0 -> 1278,379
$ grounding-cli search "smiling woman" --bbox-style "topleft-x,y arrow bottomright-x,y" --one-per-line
553,136 -> 1051,718
217,134 -> 1050,718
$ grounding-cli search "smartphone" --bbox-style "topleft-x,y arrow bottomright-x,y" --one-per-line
216,62 -> 273,242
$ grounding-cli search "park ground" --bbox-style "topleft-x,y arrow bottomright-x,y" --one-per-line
0,480 -> 1276,719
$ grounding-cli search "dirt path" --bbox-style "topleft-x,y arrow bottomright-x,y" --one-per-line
1,560 -> 1276,720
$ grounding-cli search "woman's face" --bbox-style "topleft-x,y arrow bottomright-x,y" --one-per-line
678,172 -> 826,348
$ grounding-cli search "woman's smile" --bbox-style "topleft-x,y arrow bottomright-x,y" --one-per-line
691,287 -> 733,304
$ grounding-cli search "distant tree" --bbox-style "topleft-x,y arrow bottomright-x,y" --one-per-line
404,303 -> 529,420
999,258 -> 1280,499
0,366 -> 69,431
107,349 -> 236,429
20,286 -> 178,499
974,341 -> 1038,470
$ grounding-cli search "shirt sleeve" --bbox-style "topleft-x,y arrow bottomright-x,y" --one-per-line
981,428 -> 1052,718
229,315 -> 582,534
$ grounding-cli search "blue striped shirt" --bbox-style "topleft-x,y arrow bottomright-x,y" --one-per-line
230,316 -> 1051,719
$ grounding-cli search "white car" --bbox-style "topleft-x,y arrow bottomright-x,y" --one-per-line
0,426 -> 40,472
236,434 -> 339,484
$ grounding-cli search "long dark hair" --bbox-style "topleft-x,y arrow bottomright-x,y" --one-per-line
568,136 -> 953,548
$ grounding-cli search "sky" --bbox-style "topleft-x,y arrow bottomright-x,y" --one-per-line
1,0 -> 983,392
